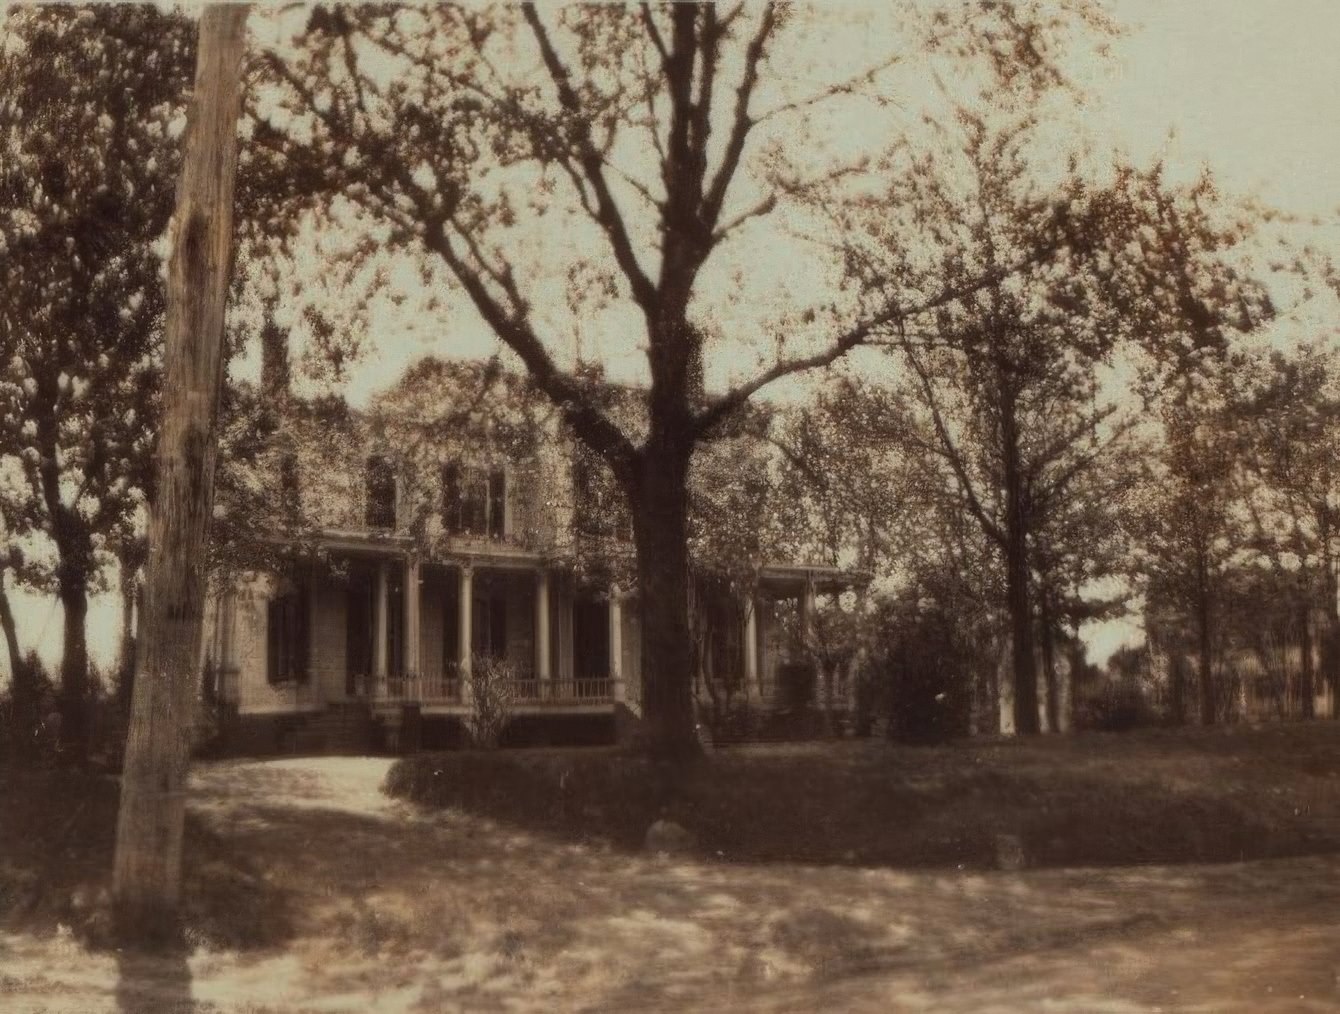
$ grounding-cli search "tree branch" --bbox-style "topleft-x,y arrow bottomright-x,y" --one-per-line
522,4 -> 659,316
903,343 -> 1006,547
693,243 -> 1061,438
420,223 -> 638,482
700,2 -> 775,236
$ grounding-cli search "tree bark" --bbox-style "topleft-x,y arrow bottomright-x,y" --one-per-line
0,571 -> 34,758
112,3 -> 248,944
1299,601 -> 1316,720
117,561 -> 138,708
628,443 -> 700,759
1168,651 -> 1187,726
1195,550 -> 1215,725
0,572 -> 24,701
57,573 -> 90,763
1000,393 -> 1040,735
1325,563 -> 1340,718
1039,583 -> 1059,734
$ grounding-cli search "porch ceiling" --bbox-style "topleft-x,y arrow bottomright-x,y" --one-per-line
757,563 -> 871,598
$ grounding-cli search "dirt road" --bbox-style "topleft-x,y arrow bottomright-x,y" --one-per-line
3,756 -> 1338,1012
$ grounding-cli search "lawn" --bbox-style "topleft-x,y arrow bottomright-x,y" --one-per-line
387,721 -> 1340,868
2,724 -> 1339,1012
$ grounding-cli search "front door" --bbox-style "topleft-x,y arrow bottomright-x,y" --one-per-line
572,598 -> 610,681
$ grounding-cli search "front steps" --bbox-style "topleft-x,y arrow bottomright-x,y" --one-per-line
280,701 -> 375,756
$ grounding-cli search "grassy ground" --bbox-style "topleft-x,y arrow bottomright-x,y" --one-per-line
1,724 -> 1339,1011
387,722 -> 1340,868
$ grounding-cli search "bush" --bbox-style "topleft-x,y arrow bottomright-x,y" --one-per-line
466,655 -> 515,749
1075,678 -> 1155,732
0,653 -> 58,767
879,616 -> 973,745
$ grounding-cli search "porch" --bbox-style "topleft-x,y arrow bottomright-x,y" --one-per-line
338,548 -> 630,715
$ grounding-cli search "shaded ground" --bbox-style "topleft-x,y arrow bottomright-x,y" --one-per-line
387,723 -> 1340,868
1,726 -> 1339,1011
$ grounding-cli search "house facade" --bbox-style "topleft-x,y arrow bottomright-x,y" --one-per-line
203,358 -> 859,752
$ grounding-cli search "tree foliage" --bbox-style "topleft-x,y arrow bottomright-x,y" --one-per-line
0,6 -> 195,760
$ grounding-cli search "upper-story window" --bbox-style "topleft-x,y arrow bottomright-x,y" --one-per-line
365,454 -> 396,529
443,463 -> 506,538
279,451 -> 300,516
573,455 -> 632,540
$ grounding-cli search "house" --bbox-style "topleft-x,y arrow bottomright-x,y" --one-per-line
203,357 -> 863,753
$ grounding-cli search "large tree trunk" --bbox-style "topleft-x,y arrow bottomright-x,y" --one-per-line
1299,600 -> 1316,720
1000,395 -> 1040,736
1195,550 -> 1215,725
0,573 -> 24,700
1039,583 -> 1059,734
1168,651 -> 1187,726
1326,564 -> 1340,719
57,572 -> 91,763
628,444 -> 700,760
112,4 -> 248,944
116,560 -> 138,708
0,572 -> 34,759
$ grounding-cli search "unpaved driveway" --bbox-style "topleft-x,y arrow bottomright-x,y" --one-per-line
4,756 -> 1340,1012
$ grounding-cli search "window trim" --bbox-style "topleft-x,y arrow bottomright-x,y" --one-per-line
266,579 -> 311,685
443,461 -> 508,539
365,453 -> 397,530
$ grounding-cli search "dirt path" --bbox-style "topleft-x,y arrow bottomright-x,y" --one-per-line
4,756 -> 1340,1012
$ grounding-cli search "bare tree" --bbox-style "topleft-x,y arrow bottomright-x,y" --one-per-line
112,4 -> 249,942
253,3 -> 1107,756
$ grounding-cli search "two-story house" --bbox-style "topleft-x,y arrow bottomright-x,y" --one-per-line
203,357 -> 862,752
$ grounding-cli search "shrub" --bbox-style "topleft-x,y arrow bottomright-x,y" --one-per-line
466,655 -> 515,749
878,615 -> 973,745
1075,677 -> 1155,732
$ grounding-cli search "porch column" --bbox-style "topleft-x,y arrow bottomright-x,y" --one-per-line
609,584 -> 624,702
743,595 -> 759,699
800,575 -> 816,650
535,569 -> 551,683
458,564 -> 473,703
404,555 -> 421,677
373,560 -> 389,680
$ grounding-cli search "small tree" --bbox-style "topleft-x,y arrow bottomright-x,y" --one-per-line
0,6 -> 195,763
466,654 -> 515,750
253,3 -> 1116,757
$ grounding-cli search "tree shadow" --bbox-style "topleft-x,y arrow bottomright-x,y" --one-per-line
381,737 -> 1340,870
115,943 -> 195,1014
0,765 -> 295,953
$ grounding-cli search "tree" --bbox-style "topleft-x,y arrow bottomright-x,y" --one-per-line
834,116 -> 1266,734
252,2 -> 1109,756
1233,343 -> 1340,718
113,3 -> 249,941
0,6 -> 195,762
1131,378 -> 1248,725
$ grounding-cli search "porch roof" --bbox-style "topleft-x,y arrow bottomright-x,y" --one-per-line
757,562 -> 871,597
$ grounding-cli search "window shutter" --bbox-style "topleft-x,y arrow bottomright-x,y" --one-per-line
266,597 -> 282,684
489,468 -> 506,538
366,455 -> 396,528
490,592 -> 507,660
280,452 -> 300,513
467,468 -> 487,534
442,463 -> 461,532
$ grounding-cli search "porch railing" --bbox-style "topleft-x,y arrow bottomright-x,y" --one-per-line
352,672 -> 613,705
360,672 -> 462,704
510,677 -> 613,704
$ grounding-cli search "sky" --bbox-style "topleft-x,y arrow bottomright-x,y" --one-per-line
11,0 -> 1340,675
